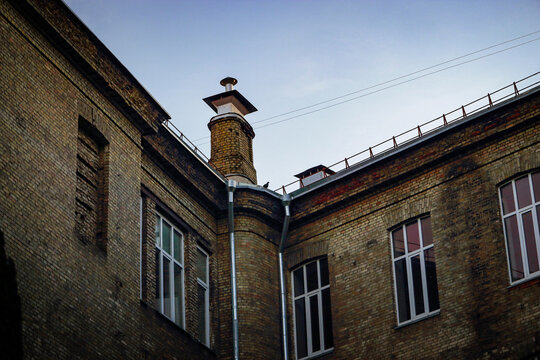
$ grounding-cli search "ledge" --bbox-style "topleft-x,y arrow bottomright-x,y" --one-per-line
507,273 -> 540,290
394,310 -> 440,329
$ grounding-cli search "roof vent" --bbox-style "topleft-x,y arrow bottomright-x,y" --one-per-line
294,165 -> 335,188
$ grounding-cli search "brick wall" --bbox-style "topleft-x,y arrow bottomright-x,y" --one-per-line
0,0 -> 219,358
2,0 -> 539,359
209,115 -> 257,184
284,91 -> 540,359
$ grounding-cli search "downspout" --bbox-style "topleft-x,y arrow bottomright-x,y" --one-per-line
227,180 -> 240,360
279,194 -> 291,360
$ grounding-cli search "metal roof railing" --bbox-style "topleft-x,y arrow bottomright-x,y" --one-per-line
162,120 -> 227,178
275,71 -> 540,193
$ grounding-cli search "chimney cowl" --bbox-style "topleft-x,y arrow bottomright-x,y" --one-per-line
220,77 -> 238,92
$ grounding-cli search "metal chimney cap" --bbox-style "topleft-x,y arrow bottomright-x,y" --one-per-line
220,77 -> 238,87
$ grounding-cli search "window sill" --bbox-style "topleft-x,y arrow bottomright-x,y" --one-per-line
299,348 -> 334,360
507,273 -> 540,289
394,310 -> 440,329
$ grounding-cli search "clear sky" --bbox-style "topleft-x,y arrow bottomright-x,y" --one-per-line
64,0 -> 540,190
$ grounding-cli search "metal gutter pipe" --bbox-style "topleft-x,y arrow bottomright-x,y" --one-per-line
227,180 -> 240,360
278,194 -> 291,360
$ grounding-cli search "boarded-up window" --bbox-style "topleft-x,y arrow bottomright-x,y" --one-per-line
75,119 -> 108,249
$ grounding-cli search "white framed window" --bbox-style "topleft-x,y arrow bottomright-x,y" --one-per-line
196,246 -> 210,346
499,172 -> 540,284
154,212 -> 184,328
391,216 -> 439,326
292,257 -> 333,359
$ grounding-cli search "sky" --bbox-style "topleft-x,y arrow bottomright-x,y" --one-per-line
64,0 -> 540,191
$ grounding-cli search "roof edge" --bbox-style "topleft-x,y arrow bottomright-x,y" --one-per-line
11,0 -> 170,134
289,84 -> 540,200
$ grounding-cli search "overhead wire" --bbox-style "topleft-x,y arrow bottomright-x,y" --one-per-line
193,31 -> 540,144
255,37 -> 540,130
251,29 -> 540,125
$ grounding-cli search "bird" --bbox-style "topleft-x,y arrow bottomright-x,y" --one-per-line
262,182 -> 269,188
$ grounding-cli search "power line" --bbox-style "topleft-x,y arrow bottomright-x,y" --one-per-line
193,31 -> 540,144
252,30 -> 540,125
254,37 -> 540,130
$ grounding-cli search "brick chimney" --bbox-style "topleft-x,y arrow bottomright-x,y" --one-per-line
204,77 -> 257,184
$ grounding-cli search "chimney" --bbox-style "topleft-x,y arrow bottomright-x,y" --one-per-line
204,77 -> 258,184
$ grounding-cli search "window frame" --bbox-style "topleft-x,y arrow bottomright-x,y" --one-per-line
196,246 -> 210,346
291,257 -> 333,360
390,216 -> 440,327
155,211 -> 185,328
499,172 -> 540,285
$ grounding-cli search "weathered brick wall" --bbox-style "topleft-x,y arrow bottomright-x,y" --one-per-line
140,145 -> 223,353
216,188 -> 284,360
284,92 -> 540,359
0,0 -> 219,358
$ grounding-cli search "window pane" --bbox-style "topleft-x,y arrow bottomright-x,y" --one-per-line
411,255 -> 425,315
174,263 -> 183,326
392,228 -> 405,257
421,217 -> 433,246
155,252 -> 160,309
515,176 -> 532,209
197,284 -> 206,342
306,261 -> 318,292
309,295 -> 321,352
532,172 -> 540,202
500,183 -> 516,214
394,259 -> 411,323
173,230 -> 182,263
293,268 -> 305,296
320,258 -> 329,286
163,257 -> 171,317
155,215 -> 161,246
162,222 -> 171,254
522,211 -> 539,274
294,298 -> 307,358
322,288 -> 334,349
197,249 -> 208,282
406,221 -> 420,252
505,215 -> 524,281
425,248 -> 439,312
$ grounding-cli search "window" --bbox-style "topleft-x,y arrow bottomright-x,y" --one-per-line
499,172 -> 540,284
196,247 -> 210,346
391,217 -> 439,325
292,257 -> 333,359
154,213 -> 184,327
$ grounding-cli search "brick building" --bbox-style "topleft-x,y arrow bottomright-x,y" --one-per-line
0,1 -> 539,359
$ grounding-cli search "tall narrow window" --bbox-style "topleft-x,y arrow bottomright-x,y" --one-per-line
292,257 -> 333,359
391,216 -> 439,325
155,213 -> 184,328
196,247 -> 210,346
75,120 -> 108,249
499,172 -> 540,284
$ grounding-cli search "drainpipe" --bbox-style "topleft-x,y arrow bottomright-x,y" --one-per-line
278,194 -> 291,360
227,180 -> 240,360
